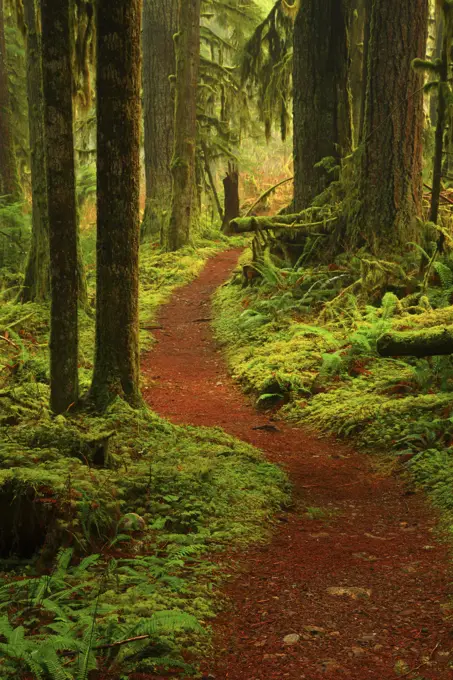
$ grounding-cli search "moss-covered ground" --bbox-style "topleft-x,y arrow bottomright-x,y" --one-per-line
0,237 -> 288,679
213,247 -> 453,536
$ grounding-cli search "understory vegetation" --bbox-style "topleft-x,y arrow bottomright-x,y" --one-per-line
0,234 -> 288,679
214,238 -> 453,530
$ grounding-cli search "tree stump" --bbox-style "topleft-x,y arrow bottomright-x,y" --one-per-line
222,162 -> 240,233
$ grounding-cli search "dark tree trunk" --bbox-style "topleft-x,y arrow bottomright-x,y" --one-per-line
41,0 -> 79,413
359,0 -> 372,143
167,0 -> 201,251
349,0 -> 365,146
222,162 -> 240,233
90,0 -> 142,409
430,24 -> 448,229
0,0 -> 19,200
20,0 -> 50,303
141,0 -> 178,242
293,0 -> 352,211
351,0 -> 429,253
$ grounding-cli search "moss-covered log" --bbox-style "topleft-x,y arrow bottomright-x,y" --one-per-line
230,213 -> 336,234
377,326 -> 453,357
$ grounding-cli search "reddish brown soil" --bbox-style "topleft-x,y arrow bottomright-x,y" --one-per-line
142,248 -> 453,680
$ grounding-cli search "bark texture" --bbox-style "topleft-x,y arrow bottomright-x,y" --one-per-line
167,0 -> 201,251
293,0 -> 352,211
221,162 -> 240,233
141,0 -> 177,241
90,0 -> 142,409
41,0 -> 79,413
349,0 -> 365,146
352,0 -> 429,252
0,0 -> 19,200
20,0 -> 50,302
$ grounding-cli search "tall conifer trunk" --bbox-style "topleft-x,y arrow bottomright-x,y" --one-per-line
351,0 -> 429,252
349,0 -> 365,146
41,0 -> 79,413
0,0 -> 19,200
90,0 -> 142,409
20,0 -> 50,302
167,0 -> 201,251
293,0 -> 352,211
141,0 -> 177,241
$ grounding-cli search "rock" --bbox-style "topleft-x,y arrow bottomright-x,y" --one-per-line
304,625 -> 326,636
360,634 -> 377,643
350,647 -> 366,657
319,659 -> 345,673
353,552 -> 378,562
119,512 -> 146,531
326,586 -> 372,599
283,634 -> 300,645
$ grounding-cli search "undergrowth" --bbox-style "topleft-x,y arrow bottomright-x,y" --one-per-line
0,233 -> 289,678
213,245 -> 453,534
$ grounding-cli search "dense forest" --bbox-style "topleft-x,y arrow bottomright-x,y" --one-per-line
2,0 -> 453,678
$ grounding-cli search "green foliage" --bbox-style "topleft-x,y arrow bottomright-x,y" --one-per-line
214,244 -> 453,541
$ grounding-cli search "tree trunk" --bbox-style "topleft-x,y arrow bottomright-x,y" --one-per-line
351,0 -> 429,253
377,326 -> 453,357
221,162 -> 240,233
141,0 -> 178,242
20,0 -> 50,303
41,0 -> 79,413
349,0 -> 365,146
167,0 -> 201,251
293,0 -> 352,211
359,0 -> 372,143
89,0 -> 142,410
0,0 -> 19,200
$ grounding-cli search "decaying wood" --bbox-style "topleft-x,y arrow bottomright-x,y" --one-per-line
377,325 -> 453,357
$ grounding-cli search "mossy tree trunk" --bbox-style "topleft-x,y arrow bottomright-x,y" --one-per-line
0,0 -> 20,200
350,0 -> 429,253
89,0 -> 142,410
293,0 -> 352,211
141,0 -> 178,242
41,0 -> 79,413
358,0 -> 372,143
20,0 -> 50,303
349,0 -> 365,147
167,0 -> 201,251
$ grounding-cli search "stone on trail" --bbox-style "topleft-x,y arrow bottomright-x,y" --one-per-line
283,633 -> 301,645
326,586 -> 372,599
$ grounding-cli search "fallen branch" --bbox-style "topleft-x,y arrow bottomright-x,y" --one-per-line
401,641 -> 440,677
423,183 -> 453,207
244,176 -> 294,217
62,634 -> 151,657
0,335 -> 19,349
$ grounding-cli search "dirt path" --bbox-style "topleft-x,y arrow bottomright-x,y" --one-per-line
142,249 -> 453,680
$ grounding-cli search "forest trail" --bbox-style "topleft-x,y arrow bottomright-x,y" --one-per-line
142,249 -> 453,680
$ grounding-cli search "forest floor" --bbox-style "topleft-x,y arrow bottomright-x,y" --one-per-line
142,248 -> 453,680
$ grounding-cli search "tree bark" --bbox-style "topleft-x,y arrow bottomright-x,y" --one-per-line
141,0 -> 178,242
349,0 -> 365,146
293,0 -> 352,211
221,162 -> 240,233
90,0 -> 142,410
359,0 -> 372,143
351,0 -> 429,253
167,0 -> 201,251
377,326 -> 453,357
20,0 -> 50,303
41,0 -> 79,413
0,0 -> 20,200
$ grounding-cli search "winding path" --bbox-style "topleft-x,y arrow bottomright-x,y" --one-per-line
142,248 -> 453,680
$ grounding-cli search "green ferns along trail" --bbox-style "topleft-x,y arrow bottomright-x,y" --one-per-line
143,248 -> 453,680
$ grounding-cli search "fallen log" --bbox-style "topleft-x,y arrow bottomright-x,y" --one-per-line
377,325 -> 453,357
229,213 -> 336,234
